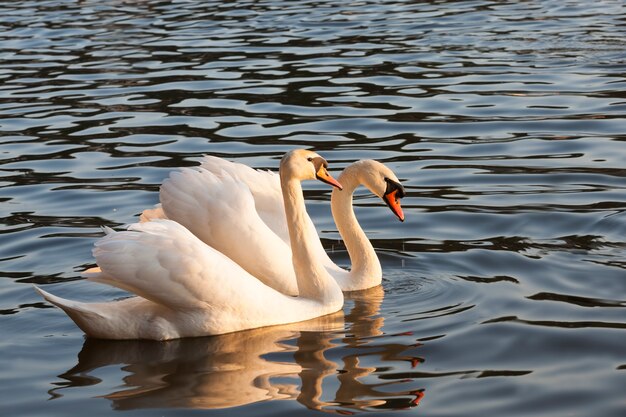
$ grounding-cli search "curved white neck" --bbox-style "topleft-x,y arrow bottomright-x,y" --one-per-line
331,169 -> 382,289
281,176 -> 340,300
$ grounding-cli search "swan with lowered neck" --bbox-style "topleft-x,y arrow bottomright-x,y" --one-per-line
35,150 -> 344,340
148,157 -> 405,295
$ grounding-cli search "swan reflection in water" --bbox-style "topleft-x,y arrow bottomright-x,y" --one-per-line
50,286 -> 425,413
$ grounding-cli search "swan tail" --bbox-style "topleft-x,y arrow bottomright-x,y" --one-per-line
82,266 -> 102,277
139,204 -> 167,222
34,286 -> 174,340
34,286 -> 111,335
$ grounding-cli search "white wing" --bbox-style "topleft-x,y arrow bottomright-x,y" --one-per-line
199,155 -> 342,273
91,220 -> 316,317
142,155 -> 344,296
199,155 -> 289,243
159,167 -> 298,295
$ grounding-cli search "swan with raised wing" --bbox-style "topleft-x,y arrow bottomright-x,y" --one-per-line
35,150 -> 344,340
145,157 -> 406,295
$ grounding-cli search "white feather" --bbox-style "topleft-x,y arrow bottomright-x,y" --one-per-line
36,150 -> 345,340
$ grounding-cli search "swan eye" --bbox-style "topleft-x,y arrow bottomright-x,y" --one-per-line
307,157 -> 313,162
384,178 -> 406,199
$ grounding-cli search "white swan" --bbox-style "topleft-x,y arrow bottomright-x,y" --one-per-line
35,150 -> 344,340
328,160 -> 405,291
146,157 -> 406,295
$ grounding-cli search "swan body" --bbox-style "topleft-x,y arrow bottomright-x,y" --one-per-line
150,157 -> 405,295
36,150 -> 344,340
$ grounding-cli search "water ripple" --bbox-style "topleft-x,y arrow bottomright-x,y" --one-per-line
1,0 -> 626,416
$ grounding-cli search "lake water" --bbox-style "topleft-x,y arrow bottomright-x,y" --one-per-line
1,0 -> 625,415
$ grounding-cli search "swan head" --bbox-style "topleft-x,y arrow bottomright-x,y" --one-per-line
280,149 -> 343,189
348,160 -> 406,222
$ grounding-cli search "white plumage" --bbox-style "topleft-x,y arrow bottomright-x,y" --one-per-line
36,150 -> 345,340
152,157 -> 405,294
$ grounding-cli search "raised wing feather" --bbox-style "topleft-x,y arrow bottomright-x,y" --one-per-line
199,155 -> 289,244
147,155 -> 342,296
159,167 -> 298,295
198,155 -> 336,268
90,220 -> 284,312
199,156 -> 343,284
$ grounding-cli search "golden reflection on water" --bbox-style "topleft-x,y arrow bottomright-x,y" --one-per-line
50,286 -> 424,412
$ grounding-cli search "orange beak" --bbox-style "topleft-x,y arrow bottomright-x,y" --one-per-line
315,164 -> 343,190
383,189 -> 404,222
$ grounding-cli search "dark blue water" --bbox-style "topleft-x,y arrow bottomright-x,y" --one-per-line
1,0 -> 626,415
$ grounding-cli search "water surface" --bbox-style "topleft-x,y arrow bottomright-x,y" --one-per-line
1,0 -> 626,416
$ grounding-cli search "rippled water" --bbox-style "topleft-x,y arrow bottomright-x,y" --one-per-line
1,0 -> 626,415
